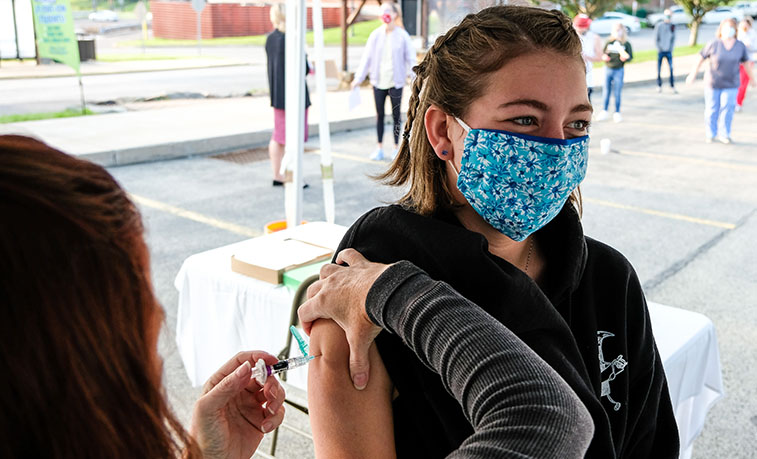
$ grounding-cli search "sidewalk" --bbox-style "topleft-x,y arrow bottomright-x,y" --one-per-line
0,53 -> 701,167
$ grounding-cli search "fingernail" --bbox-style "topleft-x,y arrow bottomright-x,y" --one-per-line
268,404 -> 276,415
270,384 -> 278,399
353,373 -> 367,390
261,421 -> 273,433
235,361 -> 251,378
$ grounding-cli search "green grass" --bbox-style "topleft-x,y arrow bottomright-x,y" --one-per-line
118,19 -> 381,48
0,108 -> 94,124
592,44 -> 703,68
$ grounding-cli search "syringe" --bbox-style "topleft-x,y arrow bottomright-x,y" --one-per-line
252,355 -> 316,385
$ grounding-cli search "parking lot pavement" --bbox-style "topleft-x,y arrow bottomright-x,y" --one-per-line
107,80 -> 757,458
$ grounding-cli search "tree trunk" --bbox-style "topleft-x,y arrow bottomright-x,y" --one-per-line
688,19 -> 701,47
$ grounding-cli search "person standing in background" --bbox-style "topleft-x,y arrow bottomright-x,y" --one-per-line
598,23 -> 633,123
265,3 -> 311,186
655,10 -> 677,94
736,18 -> 757,112
353,1 -> 416,161
573,14 -> 603,102
687,18 -> 755,143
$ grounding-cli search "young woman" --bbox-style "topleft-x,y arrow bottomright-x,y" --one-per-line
265,3 -> 311,185
353,1 -> 416,161
307,6 -> 678,459
598,22 -> 633,123
687,18 -> 756,143
0,135 -> 285,458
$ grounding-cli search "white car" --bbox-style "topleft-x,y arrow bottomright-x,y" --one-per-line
590,12 -> 643,35
88,10 -> 119,22
647,6 -> 692,26
733,1 -> 757,18
702,7 -> 744,24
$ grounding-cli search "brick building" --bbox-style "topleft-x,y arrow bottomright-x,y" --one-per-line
149,0 -> 344,40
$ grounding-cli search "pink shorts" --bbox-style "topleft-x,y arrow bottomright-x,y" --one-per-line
272,108 -> 309,145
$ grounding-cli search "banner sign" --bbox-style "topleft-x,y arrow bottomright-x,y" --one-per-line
31,0 -> 80,73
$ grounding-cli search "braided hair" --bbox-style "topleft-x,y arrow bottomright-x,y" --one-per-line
378,5 -> 583,216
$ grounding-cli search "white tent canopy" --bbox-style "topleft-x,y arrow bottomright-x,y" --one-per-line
281,0 -> 335,228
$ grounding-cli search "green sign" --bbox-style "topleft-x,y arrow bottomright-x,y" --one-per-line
31,0 -> 80,73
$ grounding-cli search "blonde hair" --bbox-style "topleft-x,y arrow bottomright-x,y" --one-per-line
717,18 -> 737,39
610,22 -> 627,43
378,6 -> 584,216
270,3 -> 286,33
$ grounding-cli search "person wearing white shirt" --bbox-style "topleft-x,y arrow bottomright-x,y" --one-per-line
353,2 -> 416,161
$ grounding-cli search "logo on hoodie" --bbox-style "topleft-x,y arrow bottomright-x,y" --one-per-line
598,331 -> 628,411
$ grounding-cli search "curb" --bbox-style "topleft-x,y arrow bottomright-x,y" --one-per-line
87,115 -> 379,167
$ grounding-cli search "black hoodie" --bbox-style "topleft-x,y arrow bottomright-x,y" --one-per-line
335,203 -> 679,458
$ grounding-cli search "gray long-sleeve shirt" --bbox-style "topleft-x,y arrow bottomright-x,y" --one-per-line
655,21 -> 675,53
366,261 -> 595,458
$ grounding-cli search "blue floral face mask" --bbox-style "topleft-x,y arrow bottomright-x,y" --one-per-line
451,117 -> 589,241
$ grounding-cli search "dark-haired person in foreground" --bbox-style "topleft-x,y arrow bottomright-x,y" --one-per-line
0,135 -> 284,458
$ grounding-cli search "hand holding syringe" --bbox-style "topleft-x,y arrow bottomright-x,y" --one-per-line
252,326 -> 318,385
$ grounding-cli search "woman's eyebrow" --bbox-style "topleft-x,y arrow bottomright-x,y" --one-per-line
497,99 -> 594,114
497,99 -> 548,111
572,103 -> 593,113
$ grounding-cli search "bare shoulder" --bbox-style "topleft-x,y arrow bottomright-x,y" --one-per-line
308,319 -> 396,459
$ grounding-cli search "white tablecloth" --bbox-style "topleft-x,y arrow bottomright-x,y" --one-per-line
648,302 -> 723,459
174,239 -> 723,457
174,222 -> 347,391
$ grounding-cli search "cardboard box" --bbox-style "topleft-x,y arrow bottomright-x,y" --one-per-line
230,222 -> 347,285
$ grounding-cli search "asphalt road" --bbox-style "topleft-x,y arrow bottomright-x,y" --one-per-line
107,80 -> 757,458
0,24 -> 719,116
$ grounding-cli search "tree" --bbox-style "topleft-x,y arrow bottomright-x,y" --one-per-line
677,0 -> 728,46
531,0 -> 617,19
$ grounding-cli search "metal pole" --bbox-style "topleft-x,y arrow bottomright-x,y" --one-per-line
313,0 -> 335,223
283,0 -> 306,229
196,10 -> 202,55
341,0 -> 347,72
78,74 -> 86,114
11,0 -> 21,60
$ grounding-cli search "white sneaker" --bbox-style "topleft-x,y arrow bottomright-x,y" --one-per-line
717,136 -> 732,144
613,112 -> 623,123
369,148 -> 384,161
657,86 -> 662,93
389,147 -> 399,160
735,105 -> 742,113
597,110 -> 610,121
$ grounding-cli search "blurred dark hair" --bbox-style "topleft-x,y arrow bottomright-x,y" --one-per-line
0,135 -> 199,458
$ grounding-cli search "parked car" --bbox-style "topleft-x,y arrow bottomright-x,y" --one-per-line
733,1 -> 757,18
88,10 -> 119,22
590,12 -> 643,35
702,7 -> 744,24
647,6 -> 693,26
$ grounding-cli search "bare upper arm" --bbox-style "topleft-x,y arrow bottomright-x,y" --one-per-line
308,319 -> 396,459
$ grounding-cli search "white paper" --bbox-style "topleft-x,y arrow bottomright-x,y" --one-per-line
348,85 -> 361,111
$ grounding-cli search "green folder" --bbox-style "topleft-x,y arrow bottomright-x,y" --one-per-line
283,259 -> 330,290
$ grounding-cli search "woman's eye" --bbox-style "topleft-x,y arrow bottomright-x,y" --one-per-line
567,119 -> 591,131
510,117 -> 537,126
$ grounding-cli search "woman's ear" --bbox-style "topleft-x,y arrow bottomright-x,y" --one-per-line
424,105 -> 455,161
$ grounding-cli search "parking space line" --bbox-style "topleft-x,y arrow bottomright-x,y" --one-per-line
618,149 -> 757,172
313,149 -> 389,165
129,193 -> 262,238
584,197 -> 736,229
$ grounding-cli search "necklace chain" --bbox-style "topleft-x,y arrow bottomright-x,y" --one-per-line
524,237 -> 535,274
